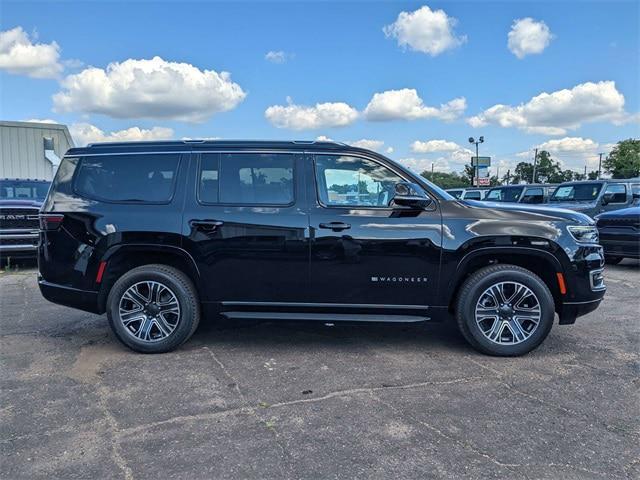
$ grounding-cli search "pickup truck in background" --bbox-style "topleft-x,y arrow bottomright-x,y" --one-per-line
0,178 -> 51,263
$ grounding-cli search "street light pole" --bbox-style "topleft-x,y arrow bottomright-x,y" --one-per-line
468,136 -> 484,187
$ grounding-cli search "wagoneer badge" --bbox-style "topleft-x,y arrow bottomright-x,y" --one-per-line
371,276 -> 428,283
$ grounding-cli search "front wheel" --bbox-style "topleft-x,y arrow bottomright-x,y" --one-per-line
455,265 -> 555,356
106,264 -> 200,353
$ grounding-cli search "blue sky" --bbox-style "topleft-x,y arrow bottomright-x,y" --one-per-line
1,0 -> 639,176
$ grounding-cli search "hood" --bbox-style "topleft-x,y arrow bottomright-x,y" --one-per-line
462,200 -> 594,225
0,199 -> 44,208
595,206 -> 640,219
545,200 -> 597,212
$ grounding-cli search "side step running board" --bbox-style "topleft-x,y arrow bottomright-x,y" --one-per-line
220,312 -> 430,323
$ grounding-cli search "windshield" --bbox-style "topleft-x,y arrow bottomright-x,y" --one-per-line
486,187 -> 523,202
550,183 -> 603,202
0,180 -> 51,201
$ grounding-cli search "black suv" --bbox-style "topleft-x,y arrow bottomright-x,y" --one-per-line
39,140 -> 606,356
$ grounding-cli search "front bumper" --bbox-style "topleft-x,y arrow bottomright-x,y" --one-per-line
0,231 -> 39,257
557,244 -> 606,324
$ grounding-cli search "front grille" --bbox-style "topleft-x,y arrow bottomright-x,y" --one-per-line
597,216 -> 640,229
0,237 -> 38,246
0,208 -> 40,230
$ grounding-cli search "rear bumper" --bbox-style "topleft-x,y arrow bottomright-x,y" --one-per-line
38,279 -> 101,314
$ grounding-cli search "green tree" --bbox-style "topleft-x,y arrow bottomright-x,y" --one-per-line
603,139 -> 640,178
587,170 -> 599,180
420,171 -> 470,189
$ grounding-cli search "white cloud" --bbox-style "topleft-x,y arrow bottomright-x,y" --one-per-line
386,147 -> 394,154
22,118 -> 58,124
364,89 -> 466,121
399,147 -> 474,173
315,135 -> 334,142
467,81 -> 628,135
53,56 -> 246,122
411,139 -> 460,153
508,18 -> 554,59
538,136 -> 598,153
0,27 -> 63,78
69,123 -> 174,146
265,99 -> 358,130
383,5 -> 466,56
347,139 -> 385,152
265,51 -> 293,63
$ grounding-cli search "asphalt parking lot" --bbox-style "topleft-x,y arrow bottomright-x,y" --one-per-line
1,261 -> 639,480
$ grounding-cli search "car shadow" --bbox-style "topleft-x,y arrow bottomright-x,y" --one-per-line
190,316 -> 472,354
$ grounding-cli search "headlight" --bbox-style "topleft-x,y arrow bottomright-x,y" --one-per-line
567,225 -> 599,244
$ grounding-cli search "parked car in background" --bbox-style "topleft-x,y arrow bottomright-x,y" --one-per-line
0,178 -> 51,262
595,206 -> 640,264
484,184 -> 557,204
39,140 -> 606,357
445,188 -> 487,200
549,179 -> 640,218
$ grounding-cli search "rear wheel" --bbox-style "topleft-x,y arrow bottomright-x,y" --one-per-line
455,264 -> 555,356
107,264 -> 200,353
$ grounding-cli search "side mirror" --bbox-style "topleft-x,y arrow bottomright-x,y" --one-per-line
601,193 -> 613,206
392,182 -> 432,209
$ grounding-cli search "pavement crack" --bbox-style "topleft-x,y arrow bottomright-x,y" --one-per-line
468,358 -> 640,440
95,385 -> 134,480
202,346 -> 295,479
266,376 -> 486,409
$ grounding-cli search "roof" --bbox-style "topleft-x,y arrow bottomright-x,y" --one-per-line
0,120 -> 75,148
64,139 -> 370,157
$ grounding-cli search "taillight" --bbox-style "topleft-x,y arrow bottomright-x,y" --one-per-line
39,214 -> 64,231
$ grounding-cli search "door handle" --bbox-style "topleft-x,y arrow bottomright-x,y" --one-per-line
190,219 -> 224,231
319,222 -> 351,232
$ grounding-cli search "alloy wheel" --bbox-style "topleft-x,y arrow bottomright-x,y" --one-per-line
118,281 -> 181,342
474,281 -> 541,345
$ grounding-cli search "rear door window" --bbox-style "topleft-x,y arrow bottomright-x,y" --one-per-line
604,183 -> 627,203
74,154 -> 180,203
199,152 -> 294,205
463,190 -> 482,200
522,187 -> 544,204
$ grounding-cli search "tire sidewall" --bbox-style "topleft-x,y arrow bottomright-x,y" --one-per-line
460,269 -> 554,356
107,267 -> 197,353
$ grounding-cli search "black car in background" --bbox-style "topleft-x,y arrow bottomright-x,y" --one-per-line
549,179 -> 640,218
595,206 -> 640,264
0,178 -> 51,262
38,140 -> 606,356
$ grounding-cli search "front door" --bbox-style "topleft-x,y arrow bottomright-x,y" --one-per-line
306,153 -> 442,308
183,151 -> 310,304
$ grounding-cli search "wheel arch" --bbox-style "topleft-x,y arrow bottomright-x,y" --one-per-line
96,244 -> 202,314
445,246 -> 565,315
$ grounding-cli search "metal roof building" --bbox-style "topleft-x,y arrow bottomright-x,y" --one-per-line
0,121 -> 75,181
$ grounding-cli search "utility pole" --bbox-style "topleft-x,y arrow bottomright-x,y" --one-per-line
431,162 -> 434,177
598,153 -> 604,179
584,165 -> 587,177
496,166 -> 500,185
506,169 -> 511,184
532,148 -> 538,183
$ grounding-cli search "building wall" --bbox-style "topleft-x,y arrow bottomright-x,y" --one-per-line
0,121 -> 74,180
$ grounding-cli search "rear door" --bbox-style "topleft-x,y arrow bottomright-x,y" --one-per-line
182,150 -> 310,304
601,183 -> 628,213
306,152 -> 442,309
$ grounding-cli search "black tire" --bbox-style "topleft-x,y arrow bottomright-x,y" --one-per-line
455,264 -> 555,356
106,264 -> 200,353
605,256 -> 622,265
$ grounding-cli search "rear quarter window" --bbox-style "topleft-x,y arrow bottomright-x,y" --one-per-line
73,154 -> 180,203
